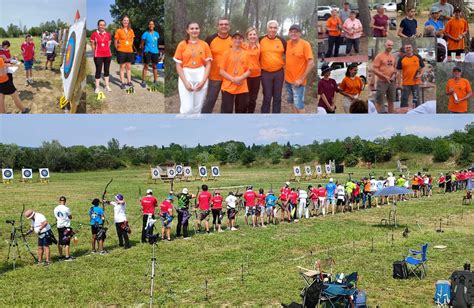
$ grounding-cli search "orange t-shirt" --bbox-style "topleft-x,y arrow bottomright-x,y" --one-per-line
241,43 -> 261,78
445,18 -> 468,51
220,49 -> 250,95
205,34 -> 233,81
372,52 -> 396,80
0,58 -> 8,84
259,35 -> 286,72
114,28 -> 135,53
396,55 -> 424,86
173,39 -> 212,68
446,78 -> 472,113
339,76 -> 363,96
326,16 -> 343,37
285,39 -> 313,85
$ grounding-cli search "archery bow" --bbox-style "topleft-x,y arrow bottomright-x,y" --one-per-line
19,204 -> 38,263
102,178 -> 113,208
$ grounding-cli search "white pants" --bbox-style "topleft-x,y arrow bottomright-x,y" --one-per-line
178,66 -> 208,114
298,199 -> 309,219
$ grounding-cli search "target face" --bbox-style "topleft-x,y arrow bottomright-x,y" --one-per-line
22,169 -> 33,179
2,169 -> 13,180
325,164 -> 331,174
39,168 -> 50,178
63,32 -> 76,79
211,166 -> 220,177
199,166 -> 207,177
293,166 -> 301,176
167,168 -> 176,178
304,166 -> 312,176
176,165 -> 183,175
151,168 -> 161,179
316,165 -> 322,175
184,167 -> 192,176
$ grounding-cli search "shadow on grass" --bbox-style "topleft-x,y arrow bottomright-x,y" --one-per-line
18,90 -> 34,101
30,80 -> 52,90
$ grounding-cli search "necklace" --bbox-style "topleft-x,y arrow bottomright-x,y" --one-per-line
232,49 -> 242,76
123,28 -> 130,45
189,40 -> 199,66
97,31 -> 107,47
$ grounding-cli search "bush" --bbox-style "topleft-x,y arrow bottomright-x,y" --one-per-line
432,140 -> 451,162
345,154 -> 359,167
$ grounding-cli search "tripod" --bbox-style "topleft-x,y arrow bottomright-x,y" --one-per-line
149,242 -> 157,308
6,220 -> 37,269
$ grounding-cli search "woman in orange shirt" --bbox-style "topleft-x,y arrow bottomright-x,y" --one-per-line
219,31 -> 251,113
173,22 -> 212,114
242,27 -> 261,113
325,9 -> 343,58
0,58 -> 29,113
338,63 -> 364,113
114,16 -> 135,90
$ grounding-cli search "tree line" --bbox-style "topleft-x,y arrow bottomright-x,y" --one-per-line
0,124 -> 472,172
0,20 -> 69,38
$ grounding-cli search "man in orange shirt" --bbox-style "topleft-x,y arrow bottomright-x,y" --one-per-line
445,67 -> 472,113
372,40 -> 397,113
396,43 -> 424,108
202,17 -> 233,113
260,20 -> 286,113
444,8 -> 468,56
285,24 -> 314,113
325,9 -> 343,58
219,31 -> 251,113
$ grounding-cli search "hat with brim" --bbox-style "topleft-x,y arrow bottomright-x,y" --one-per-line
453,67 -> 462,72
289,24 -> 302,32
430,7 -> 442,13
231,31 -> 244,38
26,211 -> 35,219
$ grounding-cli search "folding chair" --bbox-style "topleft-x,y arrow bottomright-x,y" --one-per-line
405,243 -> 428,279
320,283 -> 358,308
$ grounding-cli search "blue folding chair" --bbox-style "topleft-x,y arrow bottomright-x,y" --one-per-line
405,243 -> 428,279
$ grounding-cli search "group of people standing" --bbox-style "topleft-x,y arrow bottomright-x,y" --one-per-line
173,17 -> 314,114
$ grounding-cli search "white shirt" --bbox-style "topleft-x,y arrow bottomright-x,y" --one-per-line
110,201 -> 127,223
387,176 -> 396,187
298,190 -> 308,200
368,101 -> 378,114
31,212 -> 51,234
336,185 -> 345,200
370,179 -> 377,192
54,204 -> 71,228
225,195 -> 237,209
376,180 -> 385,191
407,100 -> 436,114
45,40 -> 59,54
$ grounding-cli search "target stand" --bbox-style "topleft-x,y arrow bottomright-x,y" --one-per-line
148,167 -> 163,184
21,168 -> 33,183
2,168 -> 14,184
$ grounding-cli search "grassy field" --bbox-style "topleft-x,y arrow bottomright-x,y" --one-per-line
0,166 -> 472,306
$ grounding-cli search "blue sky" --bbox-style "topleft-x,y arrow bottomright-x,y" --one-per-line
86,0 -> 114,30
1,0 -> 87,29
0,115 -> 472,147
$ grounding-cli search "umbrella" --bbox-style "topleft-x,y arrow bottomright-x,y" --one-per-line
374,186 -> 412,197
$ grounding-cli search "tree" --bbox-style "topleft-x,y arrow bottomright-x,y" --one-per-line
357,0 -> 372,36
241,150 -> 256,165
432,140 -> 451,162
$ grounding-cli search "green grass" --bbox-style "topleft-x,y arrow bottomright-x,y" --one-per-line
0,166 -> 472,306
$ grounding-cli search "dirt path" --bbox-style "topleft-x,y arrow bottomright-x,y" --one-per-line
85,46 -> 164,114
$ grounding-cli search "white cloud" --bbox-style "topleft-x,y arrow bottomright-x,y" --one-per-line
256,127 -> 303,141
123,126 -> 137,132
403,125 -> 445,137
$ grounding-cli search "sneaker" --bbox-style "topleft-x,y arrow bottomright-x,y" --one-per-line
25,80 -> 30,86
231,227 -> 238,231
95,87 -> 100,94
183,237 -> 191,240
141,82 -> 146,88
58,256 -> 66,260
91,250 -> 97,254
99,250 -> 108,255
44,261 -> 51,266
218,229 -> 224,233
64,257 -> 74,262
167,238 -> 171,241
120,84 -> 126,90
21,107 -> 31,114
105,86 -> 112,92
36,261 -> 43,266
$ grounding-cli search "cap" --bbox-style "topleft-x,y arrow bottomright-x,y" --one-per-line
430,7 -> 442,13
115,194 -> 124,201
285,181 -> 290,186
371,176 -> 375,179
25,209 -> 35,219
453,67 -> 462,72
146,189 -> 153,194
182,188 -> 188,194
454,7 -> 461,12
231,31 -> 244,38
289,24 -> 301,32
329,178 -> 334,182
166,195 -> 174,200
321,64 -> 331,75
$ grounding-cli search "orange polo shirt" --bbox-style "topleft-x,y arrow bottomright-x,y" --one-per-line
285,38 -> 313,85
259,35 -> 286,72
173,39 -> 212,68
114,28 -> 135,53
446,78 -> 472,113
326,16 -> 343,37
205,33 -> 233,81
339,76 -> 363,96
220,48 -> 250,95
0,58 -> 8,83
241,43 -> 261,78
396,54 -> 424,86
445,18 -> 468,51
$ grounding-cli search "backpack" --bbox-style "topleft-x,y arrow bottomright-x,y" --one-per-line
355,290 -> 367,308
451,270 -> 474,307
393,261 -> 408,279
434,280 -> 451,306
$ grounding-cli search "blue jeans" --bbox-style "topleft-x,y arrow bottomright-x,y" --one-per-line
285,82 -> 306,110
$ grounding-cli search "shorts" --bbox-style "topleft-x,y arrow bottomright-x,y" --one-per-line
0,74 -> 16,95
375,80 -> 396,104
412,185 -> 419,190
245,206 -> 256,216
143,52 -> 159,64
91,225 -> 103,235
199,210 -> 210,221
24,60 -> 34,70
328,197 -> 336,205
116,51 -> 134,64
227,208 -> 236,219
337,199 -> 345,206
285,82 -> 306,109
439,183 -> 445,188
354,195 -> 361,202
318,197 -> 326,205
160,215 -> 172,228
265,206 -> 274,216
57,227 -> 71,245
46,52 -> 56,61
38,235 -> 52,247
257,205 -> 265,215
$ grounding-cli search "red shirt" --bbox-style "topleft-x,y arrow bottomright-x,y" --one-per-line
141,196 -> 158,215
198,191 -> 212,211
90,31 -> 112,58
280,187 -> 290,201
243,190 -> 257,207
289,191 -> 298,204
439,176 -> 445,183
318,187 -> 326,197
21,41 -> 35,61
256,193 -> 266,206
310,188 -> 319,200
417,176 -> 424,185
211,195 -> 223,209
0,49 -> 12,62
353,185 -> 360,196
160,200 -> 173,215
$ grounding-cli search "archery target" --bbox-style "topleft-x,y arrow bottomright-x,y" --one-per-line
316,165 -> 322,175
2,168 -> 13,180
211,166 -> 220,177
167,168 -> 176,178
61,20 -> 86,101
183,166 -> 192,176
175,165 -> 183,175
293,166 -> 301,177
63,32 -> 76,79
304,166 -> 312,176
199,166 -> 208,177
39,168 -> 50,179
22,168 -> 33,179
151,168 -> 160,179
325,164 -> 332,174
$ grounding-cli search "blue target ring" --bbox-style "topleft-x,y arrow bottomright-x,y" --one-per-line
23,170 -> 32,177
4,170 -> 12,178
63,32 -> 76,79
212,168 -> 219,175
41,169 -> 49,177
199,168 -> 206,176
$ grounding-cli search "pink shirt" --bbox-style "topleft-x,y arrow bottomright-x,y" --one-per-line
21,42 -> 35,61
90,31 -> 112,58
343,18 -> 363,39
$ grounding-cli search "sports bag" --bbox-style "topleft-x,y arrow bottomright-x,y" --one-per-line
393,261 -> 408,279
451,270 -> 474,307
434,280 -> 451,306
